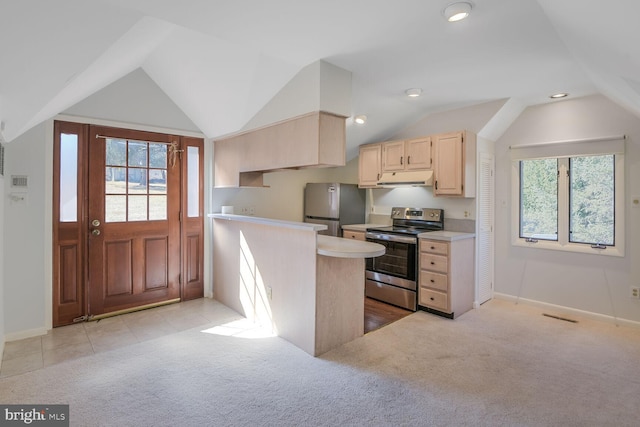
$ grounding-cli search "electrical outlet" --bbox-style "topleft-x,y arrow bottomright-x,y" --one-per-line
631,287 -> 640,299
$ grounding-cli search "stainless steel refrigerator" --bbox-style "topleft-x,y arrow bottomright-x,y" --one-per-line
304,183 -> 365,237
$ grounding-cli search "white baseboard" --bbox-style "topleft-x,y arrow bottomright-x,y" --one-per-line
493,293 -> 640,329
5,327 -> 48,342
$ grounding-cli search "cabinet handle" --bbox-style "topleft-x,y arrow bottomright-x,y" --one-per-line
430,261 -> 435,265
430,246 -> 435,250
400,156 -> 403,165
407,155 -> 411,164
435,180 -> 438,190
430,297 -> 435,301
430,279 -> 435,283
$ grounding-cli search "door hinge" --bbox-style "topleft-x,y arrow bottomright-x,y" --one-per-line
179,211 -> 183,221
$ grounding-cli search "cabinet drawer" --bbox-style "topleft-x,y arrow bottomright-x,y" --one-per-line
420,240 -> 448,256
420,253 -> 448,274
420,271 -> 448,292
343,230 -> 365,241
419,288 -> 449,312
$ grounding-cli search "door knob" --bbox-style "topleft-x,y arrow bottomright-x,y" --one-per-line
92,229 -> 101,236
91,219 -> 101,227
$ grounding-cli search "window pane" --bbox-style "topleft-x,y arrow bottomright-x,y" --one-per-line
149,170 -> 167,194
128,141 -> 147,167
570,155 -> 614,245
105,195 -> 126,222
149,195 -> 167,220
128,195 -> 147,221
60,133 -> 78,222
105,167 -> 126,194
106,139 -> 126,166
128,168 -> 147,193
149,143 -> 167,168
520,159 -> 558,240
187,146 -> 199,217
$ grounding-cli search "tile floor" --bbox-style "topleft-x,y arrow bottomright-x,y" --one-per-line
0,298 -> 237,378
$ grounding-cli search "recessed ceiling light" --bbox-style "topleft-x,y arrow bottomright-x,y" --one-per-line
550,93 -> 569,99
405,88 -> 423,98
354,115 -> 367,125
443,2 -> 472,22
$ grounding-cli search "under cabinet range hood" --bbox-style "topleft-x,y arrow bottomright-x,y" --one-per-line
377,170 -> 434,187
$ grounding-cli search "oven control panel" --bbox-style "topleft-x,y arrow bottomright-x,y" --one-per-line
391,207 -> 442,221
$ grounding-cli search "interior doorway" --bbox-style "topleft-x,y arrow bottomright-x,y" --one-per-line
52,121 -> 204,326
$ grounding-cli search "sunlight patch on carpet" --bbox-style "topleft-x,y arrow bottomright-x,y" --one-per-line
201,318 -> 276,339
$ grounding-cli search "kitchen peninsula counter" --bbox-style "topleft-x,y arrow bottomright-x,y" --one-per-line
209,214 -> 384,257
210,214 -> 384,356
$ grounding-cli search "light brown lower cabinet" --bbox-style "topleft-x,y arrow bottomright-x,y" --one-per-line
343,230 -> 366,241
419,237 -> 474,318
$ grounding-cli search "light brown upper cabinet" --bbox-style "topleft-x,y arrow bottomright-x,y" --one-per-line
432,131 -> 476,197
381,137 -> 431,172
214,111 -> 346,188
358,143 -> 382,188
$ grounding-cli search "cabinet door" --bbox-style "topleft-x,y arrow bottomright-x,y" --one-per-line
358,144 -> 382,187
433,132 -> 464,195
406,137 -> 431,170
382,140 -> 405,172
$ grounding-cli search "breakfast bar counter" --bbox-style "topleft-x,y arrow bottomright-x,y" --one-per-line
211,214 -> 384,356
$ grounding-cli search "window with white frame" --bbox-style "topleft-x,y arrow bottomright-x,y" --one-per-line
511,136 -> 625,256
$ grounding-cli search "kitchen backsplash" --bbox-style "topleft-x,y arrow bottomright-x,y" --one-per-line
444,218 -> 475,233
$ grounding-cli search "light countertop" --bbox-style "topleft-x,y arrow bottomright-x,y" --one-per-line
317,235 -> 385,258
209,213 -> 327,232
341,223 -> 388,232
418,231 -> 475,241
210,214 -> 385,257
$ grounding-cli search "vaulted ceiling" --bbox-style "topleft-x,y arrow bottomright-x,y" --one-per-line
1,0 -> 639,160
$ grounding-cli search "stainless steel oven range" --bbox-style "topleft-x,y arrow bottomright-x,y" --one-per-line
365,207 -> 444,311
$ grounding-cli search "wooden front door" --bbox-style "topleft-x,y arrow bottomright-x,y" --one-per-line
52,121 -> 204,326
87,126 -> 182,316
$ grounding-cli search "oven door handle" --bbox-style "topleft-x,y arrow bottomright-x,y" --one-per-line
365,232 -> 417,244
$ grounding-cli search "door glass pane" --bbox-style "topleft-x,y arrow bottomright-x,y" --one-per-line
149,170 -> 167,194
128,195 -> 147,221
149,195 -> 167,220
105,167 -> 126,193
569,155 -> 614,245
128,141 -> 147,167
104,139 -> 167,222
106,139 -> 126,166
60,133 -> 78,222
149,143 -> 167,168
519,159 -> 558,240
105,195 -> 126,222
187,146 -> 199,217
128,168 -> 147,193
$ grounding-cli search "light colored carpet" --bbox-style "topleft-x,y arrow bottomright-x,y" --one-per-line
1,299 -> 639,426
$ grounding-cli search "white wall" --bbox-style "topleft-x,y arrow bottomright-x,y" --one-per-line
0,167 -> 5,355
495,95 -> 640,324
3,123 -> 49,337
64,68 -> 201,134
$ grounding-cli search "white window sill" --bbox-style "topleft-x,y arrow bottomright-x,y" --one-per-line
512,238 -> 624,257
